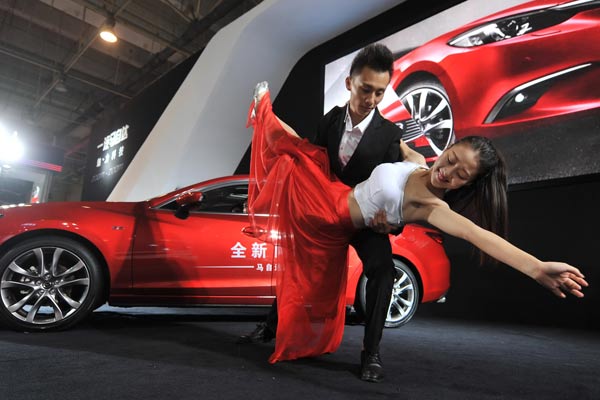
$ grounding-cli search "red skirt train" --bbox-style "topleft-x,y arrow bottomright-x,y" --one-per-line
247,92 -> 356,363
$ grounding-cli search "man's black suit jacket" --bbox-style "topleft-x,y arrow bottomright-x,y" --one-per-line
313,105 -> 404,187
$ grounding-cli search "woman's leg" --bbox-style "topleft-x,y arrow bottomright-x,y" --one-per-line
253,81 -> 300,139
275,116 -> 300,139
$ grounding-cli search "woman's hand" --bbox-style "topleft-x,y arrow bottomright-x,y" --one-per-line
533,262 -> 589,298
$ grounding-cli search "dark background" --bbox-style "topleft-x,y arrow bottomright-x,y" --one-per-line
239,0 -> 599,329
429,175 -> 599,329
82,53 -> 199,201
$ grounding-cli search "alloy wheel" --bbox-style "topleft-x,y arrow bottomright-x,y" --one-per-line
400,84 -> 454,156
1,246 -> 91,326
385,263 -> 418,327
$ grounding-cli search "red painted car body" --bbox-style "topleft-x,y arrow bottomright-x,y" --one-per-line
0,175 -> 449,331
381,0 -> 600,161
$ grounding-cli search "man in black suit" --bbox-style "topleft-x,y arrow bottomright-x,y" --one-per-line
239,44 -> 425,383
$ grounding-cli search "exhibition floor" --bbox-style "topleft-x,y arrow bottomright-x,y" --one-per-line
0,307 -> 598,400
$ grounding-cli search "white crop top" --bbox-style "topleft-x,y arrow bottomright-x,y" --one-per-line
353,162 -> 424,227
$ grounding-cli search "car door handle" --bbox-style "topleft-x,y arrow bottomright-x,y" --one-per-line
242,226 -> 267,237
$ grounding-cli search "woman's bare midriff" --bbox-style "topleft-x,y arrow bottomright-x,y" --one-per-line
347,190 -> 366,229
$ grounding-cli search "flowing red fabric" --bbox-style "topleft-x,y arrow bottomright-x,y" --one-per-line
247,92 -> 355,363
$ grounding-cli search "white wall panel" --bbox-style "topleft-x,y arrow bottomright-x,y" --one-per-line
108,0 -> 403,201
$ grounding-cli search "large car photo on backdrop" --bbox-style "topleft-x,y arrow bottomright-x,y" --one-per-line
0,176 -> 450,332
380,0 -> 600,162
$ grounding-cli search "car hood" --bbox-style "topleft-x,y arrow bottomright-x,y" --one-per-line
0,201 -> 142,219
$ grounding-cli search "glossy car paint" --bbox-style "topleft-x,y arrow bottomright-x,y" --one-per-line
0,176 -> 450,309
0,201 -> 137,290
384,0 -> 600,142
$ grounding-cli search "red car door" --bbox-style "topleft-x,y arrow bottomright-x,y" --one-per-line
131,181 -> 275,304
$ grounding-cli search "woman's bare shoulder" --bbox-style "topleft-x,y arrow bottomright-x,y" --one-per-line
402,169 -> 448,221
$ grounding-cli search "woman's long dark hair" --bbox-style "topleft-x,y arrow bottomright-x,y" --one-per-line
443,136 -> 508,265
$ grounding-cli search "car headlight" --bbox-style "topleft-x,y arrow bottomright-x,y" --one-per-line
448,0 -> 599,48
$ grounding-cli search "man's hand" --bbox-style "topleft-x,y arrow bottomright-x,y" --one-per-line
400,140 -> 426,166
370,210 -> 394,234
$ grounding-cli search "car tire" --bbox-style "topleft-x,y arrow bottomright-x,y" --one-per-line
395,79 -> 455,156
0,236 -> 104,331
356,258 -> 420,328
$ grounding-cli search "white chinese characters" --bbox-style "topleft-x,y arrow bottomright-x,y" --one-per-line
103,124 -> 129,151
230,241 -> 272,272
230,242 -> 247,258
95,124 -> 129,169
251,243 -> 267,258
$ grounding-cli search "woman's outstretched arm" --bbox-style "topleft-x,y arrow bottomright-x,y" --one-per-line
420,202 -> 589,298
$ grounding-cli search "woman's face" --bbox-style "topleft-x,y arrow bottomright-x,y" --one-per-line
430,143 -> 481,190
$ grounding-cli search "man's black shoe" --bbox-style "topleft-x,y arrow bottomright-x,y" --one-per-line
236,322 -> 275,344
360,350 -> 384,383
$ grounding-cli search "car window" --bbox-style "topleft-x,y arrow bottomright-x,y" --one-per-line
158,183 -> 248,214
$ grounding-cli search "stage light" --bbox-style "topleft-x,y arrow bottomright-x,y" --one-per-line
0,130 -> 24,163
100,16 -> 118,43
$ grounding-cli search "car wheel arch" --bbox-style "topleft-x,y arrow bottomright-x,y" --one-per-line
0,229 -> 111,305
395,71 -> 441,95
394,70 -> 460,111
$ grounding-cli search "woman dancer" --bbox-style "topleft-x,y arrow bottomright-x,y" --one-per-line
247,82 -> 588,364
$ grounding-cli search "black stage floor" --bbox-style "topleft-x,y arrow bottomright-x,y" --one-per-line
1,307 -> 598,400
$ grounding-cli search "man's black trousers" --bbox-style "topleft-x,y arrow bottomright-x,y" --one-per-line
265,229 -> 396,354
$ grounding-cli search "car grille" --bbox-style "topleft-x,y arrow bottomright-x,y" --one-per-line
396,118 -> 422,142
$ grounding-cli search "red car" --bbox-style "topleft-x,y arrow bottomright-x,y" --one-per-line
0,176 -> 450,332
381,0 -> 600,162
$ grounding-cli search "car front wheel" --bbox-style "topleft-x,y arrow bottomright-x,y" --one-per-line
396,79 -> 454,157
0,236 -> 104,331
356,258 -> 420,328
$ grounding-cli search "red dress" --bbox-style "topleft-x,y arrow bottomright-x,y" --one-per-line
247,92 -> 356,363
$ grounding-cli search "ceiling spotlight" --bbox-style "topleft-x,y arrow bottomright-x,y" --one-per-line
100,16 -> 118,43
55,79 -> 68,93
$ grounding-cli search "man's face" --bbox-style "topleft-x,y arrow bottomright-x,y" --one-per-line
345,66 -> 391,123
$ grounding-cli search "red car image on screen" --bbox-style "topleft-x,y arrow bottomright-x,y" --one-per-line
0,176 -> 449,332
381,0 -> 600,162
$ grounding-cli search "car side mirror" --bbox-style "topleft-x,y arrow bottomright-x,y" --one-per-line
174,191 -> 203,220
175,191 -> 203,207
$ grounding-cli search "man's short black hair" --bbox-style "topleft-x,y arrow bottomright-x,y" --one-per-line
349,43 -> 394,77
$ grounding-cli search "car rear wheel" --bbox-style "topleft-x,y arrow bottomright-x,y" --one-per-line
0,236 -> 104,331
396,79 -> 455,156
356,258 -> 420,328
